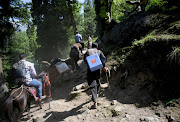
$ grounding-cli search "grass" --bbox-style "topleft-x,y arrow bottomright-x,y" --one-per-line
167,46 -> 180,64
132,35 -> 155,47
165,99 -> 176,107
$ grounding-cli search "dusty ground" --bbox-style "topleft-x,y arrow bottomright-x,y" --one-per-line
19,60 -> 173,122
21,83 -> 169,122
0,59 -> 179,122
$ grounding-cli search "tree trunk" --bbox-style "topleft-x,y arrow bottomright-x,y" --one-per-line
109,0 -> 113,23
66,0 -> 77,35
0,55 -> 8,98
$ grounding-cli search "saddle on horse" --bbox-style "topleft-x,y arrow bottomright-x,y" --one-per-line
15,73 -> 51,101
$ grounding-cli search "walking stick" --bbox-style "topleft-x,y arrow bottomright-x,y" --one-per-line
105,68 -> 111,90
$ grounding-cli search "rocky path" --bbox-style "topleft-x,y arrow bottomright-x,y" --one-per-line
1,59 -> 174,122
21,76 -> 168,122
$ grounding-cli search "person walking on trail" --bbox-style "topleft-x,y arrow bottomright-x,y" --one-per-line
87,34 -> 92,49
75,31 -> 84,49
13,53 -> 46,101
84,42 -> 107,109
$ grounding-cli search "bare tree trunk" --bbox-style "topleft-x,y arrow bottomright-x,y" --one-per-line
66,0 -> 77,35
0,55 -> 8,98
109,0 -> 113,23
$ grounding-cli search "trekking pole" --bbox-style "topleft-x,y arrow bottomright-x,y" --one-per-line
105,69 -> 111,90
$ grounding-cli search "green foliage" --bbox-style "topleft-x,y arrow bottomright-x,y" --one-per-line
0,0 -> 30,48
99,6 -> 108,19
94,0 -> 112,35
32,0 -> 81,60
112,0 -> 126,22
2,28 -> 39,83
146,0 -> 167,11
165,99 -> 176,107
133,35 -> 155,47
110,108 -> 120,117
82,2 -> 97,39
169,6 -> 178,10
10,31 -> 39,61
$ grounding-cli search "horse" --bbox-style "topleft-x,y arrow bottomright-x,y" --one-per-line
4,73 -> 51,122
69,43 -> 83,70
4,85 -> 34,122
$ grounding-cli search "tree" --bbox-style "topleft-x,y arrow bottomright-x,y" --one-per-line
0,55 -> 8,98
94,0 -> 113,36
66,0 -> 77,35
111,0 -> 126,23
32,0 -> 79,61
0,0 -> 30,98
83,0 -> 97,39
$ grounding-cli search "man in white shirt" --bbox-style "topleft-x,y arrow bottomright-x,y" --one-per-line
14,53 -> 45,101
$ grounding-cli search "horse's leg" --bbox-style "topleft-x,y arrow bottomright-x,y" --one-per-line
27,99 -> 31,119
5,105 -> 14,122
37,100 -> 42,109
16,89 -> 29,122
16,99 -> 25,122
5,97 -> 14,122
75,57 -> 79,69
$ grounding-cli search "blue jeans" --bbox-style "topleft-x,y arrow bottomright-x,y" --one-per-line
29,79 -> 43,99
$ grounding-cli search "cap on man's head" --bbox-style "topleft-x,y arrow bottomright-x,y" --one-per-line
76,31 -> 79,34
92,42 -> 98,48
19,53 -> 26,60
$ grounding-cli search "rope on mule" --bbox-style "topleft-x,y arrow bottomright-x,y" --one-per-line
11,85 -> 24,100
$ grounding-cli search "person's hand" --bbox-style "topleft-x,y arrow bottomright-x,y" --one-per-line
103,67 -> 107,73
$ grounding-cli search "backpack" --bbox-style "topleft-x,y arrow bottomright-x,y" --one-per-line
86,53 -> 103,72
13,61 -> 26,78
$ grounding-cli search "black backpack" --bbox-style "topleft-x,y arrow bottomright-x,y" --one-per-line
13,61 -> 26,78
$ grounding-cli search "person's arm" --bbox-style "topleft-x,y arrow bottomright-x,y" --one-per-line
80,34 -> 82,40
100,51 -> 106,67
83,50 -> 89,63
100,51 -> 107,72
30,63 -> 37,78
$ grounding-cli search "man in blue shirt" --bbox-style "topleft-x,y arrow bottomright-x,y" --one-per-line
75,31 -> 84,49
75,31 -> 82,43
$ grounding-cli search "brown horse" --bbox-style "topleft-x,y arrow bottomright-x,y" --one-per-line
69,43 -> 82,70
4,85 -> 35,122
4,73 -> 51,122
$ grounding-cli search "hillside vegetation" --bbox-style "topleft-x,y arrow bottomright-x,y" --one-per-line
98,4 -> 180,121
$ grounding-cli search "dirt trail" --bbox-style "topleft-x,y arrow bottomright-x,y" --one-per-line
21,60 -> 168,122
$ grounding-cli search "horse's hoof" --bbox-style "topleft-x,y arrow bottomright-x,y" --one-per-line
27,115 -> 31,119
40,104 -> 42,109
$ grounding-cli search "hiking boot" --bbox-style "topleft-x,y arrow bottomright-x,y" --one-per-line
91,102 -> 97,109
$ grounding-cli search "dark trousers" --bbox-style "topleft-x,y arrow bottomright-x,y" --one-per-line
90,79 -> 100,102
79,42 -> 84,49
87,69 -> 101,102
